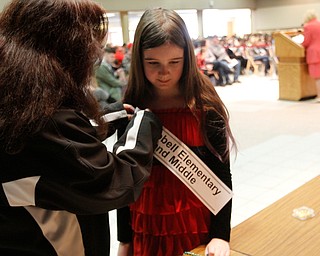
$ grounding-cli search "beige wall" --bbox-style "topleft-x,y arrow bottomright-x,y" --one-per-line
1,0 -> 320,32
253,0 -> 320,31
0,0 -> 256,11
98,0 -> 256,12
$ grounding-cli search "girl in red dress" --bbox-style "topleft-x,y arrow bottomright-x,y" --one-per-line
120,8 -> 236,256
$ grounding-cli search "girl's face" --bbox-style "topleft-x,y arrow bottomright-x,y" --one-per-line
143,43 -> 184,94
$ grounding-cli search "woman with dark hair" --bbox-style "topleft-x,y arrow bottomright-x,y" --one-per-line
0,1 -> 162,255
120,8 -> 235,256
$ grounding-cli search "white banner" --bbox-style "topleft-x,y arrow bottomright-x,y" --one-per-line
154,127 -> 233,215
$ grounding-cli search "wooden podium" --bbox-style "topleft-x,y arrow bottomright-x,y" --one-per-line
273,32 -> 316,101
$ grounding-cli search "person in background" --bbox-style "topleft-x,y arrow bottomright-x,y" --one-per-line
119,8 -> 235,256
95,46 -> 127,101
0,1 -> 162,255
226,37 -> 248,75
203,38 -> 235,86
301,10 -> 320,102
196,46 -> 220,85
90,78 -> 117,110
246,46 -> 271,76
122,43 -> 133,76
206,35 -> 242,84
115,45 -> 126,66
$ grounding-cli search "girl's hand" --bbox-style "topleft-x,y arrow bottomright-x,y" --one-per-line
117,242 -> 133,256
205,238 -> 230,256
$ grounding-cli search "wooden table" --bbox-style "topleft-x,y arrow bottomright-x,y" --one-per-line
186,245 -> 248,256
230,175 -> 320,256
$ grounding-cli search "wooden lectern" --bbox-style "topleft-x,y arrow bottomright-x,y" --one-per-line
273,32 -> 316,101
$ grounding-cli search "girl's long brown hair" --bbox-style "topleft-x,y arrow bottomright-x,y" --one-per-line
0,0 -> 108,153
124,8 -> 236,162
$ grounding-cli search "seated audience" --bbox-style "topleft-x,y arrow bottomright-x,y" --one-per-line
247,46 -> 271,76
95,47 -> 127,101
206,35 -> 242,83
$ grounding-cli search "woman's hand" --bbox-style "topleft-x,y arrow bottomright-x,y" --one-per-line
205,238 -> 230,256
123,103 -> 135,120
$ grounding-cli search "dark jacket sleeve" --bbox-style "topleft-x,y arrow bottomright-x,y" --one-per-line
100,101 -> 129,138
203,111 -> 232,242
1,108 -> 162,215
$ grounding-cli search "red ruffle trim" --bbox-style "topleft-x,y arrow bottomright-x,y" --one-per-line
132,232 -> 209,256
130,166 -> 211,255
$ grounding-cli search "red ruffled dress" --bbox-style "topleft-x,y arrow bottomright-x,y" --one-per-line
130,108 -> 211,256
